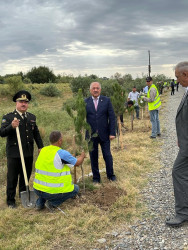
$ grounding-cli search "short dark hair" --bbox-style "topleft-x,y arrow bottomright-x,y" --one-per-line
127,100 -> 134,105
49,131 -> 62,143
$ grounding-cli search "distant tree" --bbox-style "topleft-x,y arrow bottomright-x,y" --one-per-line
23,77 -> 32,84
55,73 -> 74,83
100,79 -> 118,97
70,76 -> 91,97
0,75 -> 4,84
26,66 -> 56,83
123,74 -> 133,83
89,74 -> 98,80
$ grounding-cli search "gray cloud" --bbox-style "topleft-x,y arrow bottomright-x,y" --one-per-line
0,0 -> 188,77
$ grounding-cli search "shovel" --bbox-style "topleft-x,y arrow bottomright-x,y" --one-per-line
14,118 -> 37,208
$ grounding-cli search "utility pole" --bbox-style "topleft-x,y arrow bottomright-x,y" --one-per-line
148,50 -> 151,77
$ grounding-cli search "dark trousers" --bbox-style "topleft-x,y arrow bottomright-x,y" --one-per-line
172,151 -> 188,219
89,136 -> 114,182
171,87 -> 175,95
7,157 -> 33,205
34,185 -> 79,207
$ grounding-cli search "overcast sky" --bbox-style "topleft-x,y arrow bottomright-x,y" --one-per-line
0,0 -> 187,78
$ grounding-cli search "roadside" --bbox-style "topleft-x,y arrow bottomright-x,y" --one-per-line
98,86 -> 188,250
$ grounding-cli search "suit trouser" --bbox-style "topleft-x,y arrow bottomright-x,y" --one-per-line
172,151 -> 188,219
6,157 -> 33,205
89,136 -> 114,181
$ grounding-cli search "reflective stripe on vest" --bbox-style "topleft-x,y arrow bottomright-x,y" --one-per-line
147,84 -> 161,111
34,178 -> 64,188
33,145 -> 74,194
35,169 -> 71,177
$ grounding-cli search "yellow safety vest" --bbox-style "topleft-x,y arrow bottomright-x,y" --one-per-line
147,84 -> 161,111
33,145 -> 74,194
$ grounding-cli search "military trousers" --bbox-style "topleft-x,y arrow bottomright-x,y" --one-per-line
6,157 -> 33,205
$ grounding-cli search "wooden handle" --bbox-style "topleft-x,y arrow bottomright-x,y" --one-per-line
14,118 -> 29,186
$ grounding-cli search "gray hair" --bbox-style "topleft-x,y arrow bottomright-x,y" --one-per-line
49,130 -> 62,143
90,82 -> 101,89
175,61 -> 188,72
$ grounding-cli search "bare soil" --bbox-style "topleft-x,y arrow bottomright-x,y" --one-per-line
70,185 -> 127,211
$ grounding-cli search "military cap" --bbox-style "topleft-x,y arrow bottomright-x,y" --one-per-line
13,90 -> 31,102
146,76 -> 152,82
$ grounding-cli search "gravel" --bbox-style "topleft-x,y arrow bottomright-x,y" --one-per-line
98,86 -> 188,250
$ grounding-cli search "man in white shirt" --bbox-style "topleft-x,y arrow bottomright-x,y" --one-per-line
128,87 -> 140,119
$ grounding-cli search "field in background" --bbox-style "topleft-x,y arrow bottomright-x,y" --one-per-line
0,83 -> 169,249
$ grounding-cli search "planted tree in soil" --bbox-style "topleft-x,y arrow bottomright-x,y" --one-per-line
66,89 -> 91,191
127,101 -> 135,131
111,83 -> 126,149
138,94 -> 147,119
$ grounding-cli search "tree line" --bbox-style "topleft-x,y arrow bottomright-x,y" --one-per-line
0,65 -> 171,97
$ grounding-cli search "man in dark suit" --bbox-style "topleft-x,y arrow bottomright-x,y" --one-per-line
0,90 -> 43,208
85,82 -> 116,184
166,62 -> 188,226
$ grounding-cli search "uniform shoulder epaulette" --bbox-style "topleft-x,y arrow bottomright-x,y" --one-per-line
5,111 -> 14,116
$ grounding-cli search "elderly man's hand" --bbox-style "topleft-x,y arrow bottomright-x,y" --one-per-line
12,119 -> 19,129
109,135 -> 116,140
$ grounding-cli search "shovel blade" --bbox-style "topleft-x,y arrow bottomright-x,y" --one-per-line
20,190 -> 37,208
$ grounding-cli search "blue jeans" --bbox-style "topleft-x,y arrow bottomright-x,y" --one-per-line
34,184 -> 79,207
149,110 -> 160,137
134,105 -> 140,119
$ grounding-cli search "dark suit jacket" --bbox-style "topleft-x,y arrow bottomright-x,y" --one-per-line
0,110 -> 43,158
176,91 -> 188,156
85,95 -> 116,141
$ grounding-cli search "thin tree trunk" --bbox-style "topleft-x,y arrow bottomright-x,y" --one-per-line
141,108 -> 144,119
81,164 -> 85,192
131,112 -> 134,130
73,135 -> 77,184
117,116 -> 123,150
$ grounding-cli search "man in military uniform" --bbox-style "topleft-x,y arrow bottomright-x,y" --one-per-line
0,90 -> 43,208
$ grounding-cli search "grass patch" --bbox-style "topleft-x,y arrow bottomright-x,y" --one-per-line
0,83 -> 169,249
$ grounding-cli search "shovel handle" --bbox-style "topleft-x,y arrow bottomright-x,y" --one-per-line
14,118 -> 29,186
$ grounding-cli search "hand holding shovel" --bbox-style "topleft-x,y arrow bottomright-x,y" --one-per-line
14,118 -> 37,208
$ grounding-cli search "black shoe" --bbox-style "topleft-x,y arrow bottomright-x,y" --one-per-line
45,201 -> 56,212
150,136 -> 156,139
166,216 -> 187,226
8,203 -> 16,209
108,175 -> 116,181
35,204 -> 45,211
157,133 -> 161,137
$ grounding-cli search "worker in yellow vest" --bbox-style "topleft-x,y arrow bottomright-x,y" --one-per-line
33,130 -> 85,211
142,76 -> 161,139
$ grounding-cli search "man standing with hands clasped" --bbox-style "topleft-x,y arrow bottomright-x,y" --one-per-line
0,90 -> 43,208
85,82 -> 116,184
166,62 -> 188,226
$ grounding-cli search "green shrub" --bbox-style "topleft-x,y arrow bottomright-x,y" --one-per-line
23,77 -> 32,84
70,76 -> 91,97
40,84 -> 61,97
62,97 -> 77,111
0,86 -> 10,97
4,76 -> 24,96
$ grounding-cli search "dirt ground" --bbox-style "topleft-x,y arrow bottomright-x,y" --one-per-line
70,184 -> 127,211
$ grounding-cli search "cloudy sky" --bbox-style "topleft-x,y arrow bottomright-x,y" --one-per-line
0,0 -> 187,78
